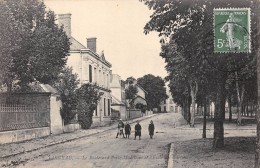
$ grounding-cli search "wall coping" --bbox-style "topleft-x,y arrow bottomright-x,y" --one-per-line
0,92 -> 52,96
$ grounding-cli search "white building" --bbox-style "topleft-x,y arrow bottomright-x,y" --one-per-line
110,74 -> 127,120
125,77 -> 147,108
160,86 -> 180,113
58,14 -> 112,126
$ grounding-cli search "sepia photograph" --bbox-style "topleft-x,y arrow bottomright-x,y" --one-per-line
0,0 -> 259,167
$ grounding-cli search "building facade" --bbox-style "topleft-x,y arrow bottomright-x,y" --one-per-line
125,77 -> 147,108
58,13 -> 112,126
160,86 -> 180,113
110,74 -> 127,120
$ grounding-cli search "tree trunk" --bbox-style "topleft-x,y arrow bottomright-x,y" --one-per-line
246,103 -> 249,117
6,79 -> 12,104
183,98 -> 190,124
188,98 -> 191,124
251,105 -> 253,117
239,84 -> 245,124
255,1 -> 260,167
236,72 -> 242,125
210,102 -> 214,119
182,102 -> 185,117
213,73 -> 227,148
189,81 -> 198,127
228,96 -> 232,122
202,97 -> 207,138
190,96 -> 196,127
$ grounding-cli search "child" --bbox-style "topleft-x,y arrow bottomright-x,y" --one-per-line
124,122 -> 131,139
148,120 -> 155,139
134,121 -> 142,140
116,119 -> 125,138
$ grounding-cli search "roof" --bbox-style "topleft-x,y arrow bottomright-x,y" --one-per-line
39,84 -> 59,95
110,74 -> 121,88
136,84 -> 148,94
111,94 -> 125,105
130,95 -> 147,104
69,36 -> 112,68
0,81 -> 59,95
70,37 -> 87,51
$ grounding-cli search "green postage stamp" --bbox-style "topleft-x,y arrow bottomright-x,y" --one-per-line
214,8 -> 251,53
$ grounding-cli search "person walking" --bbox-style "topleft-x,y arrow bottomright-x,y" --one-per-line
124,121 -> 131,139
116,119 -> 125,138
148,120 -> 155,139
134,121 -> 142,140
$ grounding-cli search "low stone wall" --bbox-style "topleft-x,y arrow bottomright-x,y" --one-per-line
145,110 -> 153,116
50,95 -> 63,135
91,116 -> 112,128
128,109 -> 143,119
0,127 -> 50,144
63,123 -> 80,133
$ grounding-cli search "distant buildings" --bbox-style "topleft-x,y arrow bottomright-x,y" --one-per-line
110,74 -> 127,119
160,86 -> 180,113
125,77 -> 147,108
58,13 -> 112,126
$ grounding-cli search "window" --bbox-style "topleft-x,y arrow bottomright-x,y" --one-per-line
99,70 -> 101,85
104,98 -> 106,116
89,65 -> 92,83
108,99 -> 110,116
95,105 -> 98,116
94,67 -> 97,83
103,72 -> 105,87
107,74 -> 109,88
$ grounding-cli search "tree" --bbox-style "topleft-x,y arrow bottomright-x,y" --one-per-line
125,85 -> 138,108
255,1 -> 260,167
51,67 -> 79,124
76,84 -> 102,129
0,0 -> 70,91
137,74 -> 168,110
141,0 -> 257,148
0,1 -> 23,92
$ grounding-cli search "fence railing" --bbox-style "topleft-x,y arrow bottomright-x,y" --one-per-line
0,104 -> 49,132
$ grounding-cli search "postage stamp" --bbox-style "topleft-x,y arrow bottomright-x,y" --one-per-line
214,8 -> 251,53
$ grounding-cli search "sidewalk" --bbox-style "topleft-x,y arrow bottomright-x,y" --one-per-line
175,116 -> 257,138
167,116 -> 257,168
0,114 -> 157,159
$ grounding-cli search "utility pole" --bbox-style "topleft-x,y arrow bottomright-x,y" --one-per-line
255,0 -> 260,167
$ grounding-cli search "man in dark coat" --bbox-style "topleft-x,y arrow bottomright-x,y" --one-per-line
124,121 -> 131,139
134,121 -> 142,140
116,119 -> 125,138
148,120 -> 155,139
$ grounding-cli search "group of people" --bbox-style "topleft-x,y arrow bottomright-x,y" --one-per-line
116,119 -> 155,140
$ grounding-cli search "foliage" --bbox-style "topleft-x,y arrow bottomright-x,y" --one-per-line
125,85 -> 138,107
135,103 -> 147,113
52,67 -> 79,124
137,74 -> 168,110
0,0 -> 70,91
76,84 -> 102,129
141,0 -> 258,148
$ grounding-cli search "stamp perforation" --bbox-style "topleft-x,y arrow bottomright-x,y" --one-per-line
213,8 -> 251,53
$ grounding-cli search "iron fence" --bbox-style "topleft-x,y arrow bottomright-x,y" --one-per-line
0,104 -> 49,131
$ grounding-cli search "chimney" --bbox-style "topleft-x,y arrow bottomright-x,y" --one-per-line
57,13 -> 71,38
87,37 -> 97,53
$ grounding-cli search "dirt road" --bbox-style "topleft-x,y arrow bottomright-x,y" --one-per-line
1,112 -> 199,168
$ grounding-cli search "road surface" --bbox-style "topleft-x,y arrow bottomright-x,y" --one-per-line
1,113 -> 199,168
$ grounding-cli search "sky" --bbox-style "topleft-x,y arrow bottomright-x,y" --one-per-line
44,0 -> 167,80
